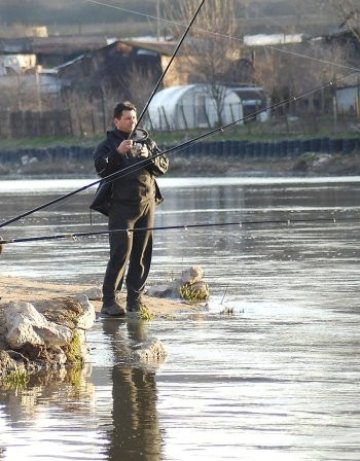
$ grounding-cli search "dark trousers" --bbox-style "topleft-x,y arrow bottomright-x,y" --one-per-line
102,200 -> 155,306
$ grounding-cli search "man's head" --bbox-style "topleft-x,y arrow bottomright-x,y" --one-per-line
113,101 -> 137,134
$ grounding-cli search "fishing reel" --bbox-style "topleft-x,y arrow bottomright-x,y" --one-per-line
129,128 -> 149,157
130,128 -> 148,142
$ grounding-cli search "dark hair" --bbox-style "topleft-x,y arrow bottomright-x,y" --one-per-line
113,101 -> 137,119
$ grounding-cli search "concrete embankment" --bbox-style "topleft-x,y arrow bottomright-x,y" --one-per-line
0,138 -> 360,176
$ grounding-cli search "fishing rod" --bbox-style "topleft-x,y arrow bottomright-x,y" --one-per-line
0,0 -> 206,230
131,0 -> 206,133
0,71 -> 355,231
0,214 -> 356,250
0,6 -> 354,248
0,0 -> 355,229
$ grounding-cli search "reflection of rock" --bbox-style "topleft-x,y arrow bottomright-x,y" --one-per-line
132,338 -> 166,365
0,296 -> 95,383
105,319 -> 167,371
147,265 -> 209,302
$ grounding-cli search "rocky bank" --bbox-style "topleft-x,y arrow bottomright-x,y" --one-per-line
0,267 -> 209,384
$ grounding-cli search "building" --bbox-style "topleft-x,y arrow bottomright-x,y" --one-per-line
230,86 -> 269,122
146,84 -> 243,131
336,84 -> 360,115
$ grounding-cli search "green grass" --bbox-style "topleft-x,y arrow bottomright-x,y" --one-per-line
139,304 -> 155,321
65,331 -> 84,366
0,135 -> 103,151
2,370 -> 30,390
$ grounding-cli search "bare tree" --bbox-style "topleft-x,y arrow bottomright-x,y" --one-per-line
317,0 -> 360,40
125,63 -> 161,114
98,80 -> 121,132
254,37 -> 348,121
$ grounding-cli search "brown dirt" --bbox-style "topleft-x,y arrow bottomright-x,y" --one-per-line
0,275 -> 203,316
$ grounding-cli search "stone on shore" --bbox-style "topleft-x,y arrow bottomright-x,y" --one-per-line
5,302 -> 73,349
0,269 -> 210,385
0,295 -> 96,381
147,265 -> 209,301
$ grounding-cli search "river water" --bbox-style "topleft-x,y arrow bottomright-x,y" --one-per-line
0,176 -> 360,460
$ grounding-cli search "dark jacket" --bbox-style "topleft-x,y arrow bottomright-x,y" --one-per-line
92,128 -> 169,213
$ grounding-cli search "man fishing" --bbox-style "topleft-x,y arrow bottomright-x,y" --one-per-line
94,101 -> 169,316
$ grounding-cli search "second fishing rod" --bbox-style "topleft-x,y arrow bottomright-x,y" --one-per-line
0,213 -> 353,248
0,78 -> 356,229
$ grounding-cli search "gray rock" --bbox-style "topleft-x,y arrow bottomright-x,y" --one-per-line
147,266 -> 209,302
146,283 -> 177,298
80,287 -> 102,301
180,266 -> 204,284
4,302 -> 72,349
74,294 -> 96,329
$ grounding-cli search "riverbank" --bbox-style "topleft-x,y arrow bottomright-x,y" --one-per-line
0,275 -> 204,317
1,151 -> 360,178
1,134 -> 360,178
0,274 -> 190,384
171,151 -> 360,177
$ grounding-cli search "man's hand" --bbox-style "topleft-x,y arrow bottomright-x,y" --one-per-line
130,143 -> 149,158
117,140 -> 133,155
138,144 -> 149,158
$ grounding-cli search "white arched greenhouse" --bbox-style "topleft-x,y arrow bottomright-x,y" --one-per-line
145,84 -> 243,131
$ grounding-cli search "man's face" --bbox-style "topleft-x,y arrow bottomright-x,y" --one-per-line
114,109 -> 137,133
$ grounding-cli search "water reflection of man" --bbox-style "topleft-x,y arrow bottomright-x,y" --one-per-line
101,319 -> 163,461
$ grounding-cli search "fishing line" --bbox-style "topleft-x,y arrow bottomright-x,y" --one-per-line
0,214 -> 357,248
256,45 -> 360,74
0,70 -> 356,231
189,26 -> 360,75
85,0 -> 360,75
208,32 -> 360,74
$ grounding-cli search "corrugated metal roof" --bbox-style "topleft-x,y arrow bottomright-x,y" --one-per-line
120,39 -> 178,56
0,35 -> 109,55
244,33 -> 304,46
31,35 -> 109,54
